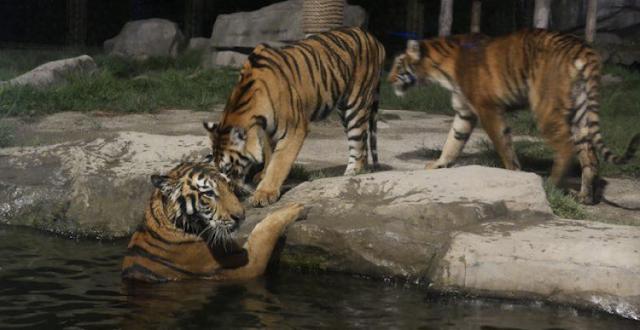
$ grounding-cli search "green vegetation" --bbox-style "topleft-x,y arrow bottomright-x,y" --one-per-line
379,80 -> 451,113
543,181 -> 587,220
0,49 -> 236,116
0,121 -> 14,147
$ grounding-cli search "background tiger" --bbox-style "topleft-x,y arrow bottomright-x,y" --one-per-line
122,162 -> 305,282
388,29 -> 639,205
204,27 -> 386,207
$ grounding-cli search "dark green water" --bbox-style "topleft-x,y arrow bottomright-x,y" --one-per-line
0,225 -> 638,329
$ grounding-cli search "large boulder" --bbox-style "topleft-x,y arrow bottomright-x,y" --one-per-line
206,0 -> 367,68
551,0 -> 640,34
0,132 -> 207,237
236,168 -> 640,319
0,55 -> 96,89
240,166 -> 554,278
104,19 -> 185,59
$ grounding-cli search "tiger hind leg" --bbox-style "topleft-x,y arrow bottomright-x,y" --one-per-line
343,106 -> 370,176
476,108 -> 522,171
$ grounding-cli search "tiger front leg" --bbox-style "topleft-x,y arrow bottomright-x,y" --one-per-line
251,127 -> 306,207
427,99 -> 477,169
214,203 -> 306,280
252,133 -> 273,184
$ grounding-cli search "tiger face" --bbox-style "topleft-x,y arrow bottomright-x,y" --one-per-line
203,122 -> 263,186
388,39 -> 457,97
151,162 -> 245,244
389,54 -> 418,97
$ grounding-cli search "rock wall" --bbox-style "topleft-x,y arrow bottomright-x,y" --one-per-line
206,0 -> 367,68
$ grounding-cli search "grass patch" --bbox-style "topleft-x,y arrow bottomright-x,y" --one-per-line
287,164 -> 311,182
0,121 -> 14,147
543,181 -> 587,220
379,80 -> 451,114
0,49 -> 237,116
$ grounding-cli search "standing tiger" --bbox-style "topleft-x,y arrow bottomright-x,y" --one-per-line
388,29 -> 639,204
204,27 -> 385,207
122,162 -> 305,282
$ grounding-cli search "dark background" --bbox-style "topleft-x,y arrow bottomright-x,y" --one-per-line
0,0 -> 538,53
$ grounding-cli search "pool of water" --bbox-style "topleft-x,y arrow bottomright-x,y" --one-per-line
0,225 -> 637,329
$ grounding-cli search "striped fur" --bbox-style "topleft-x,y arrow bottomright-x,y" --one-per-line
122,162 -> 304,282
204,27 -> 385,207
389,29 -> 640,204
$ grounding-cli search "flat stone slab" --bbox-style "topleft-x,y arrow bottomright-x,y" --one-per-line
433,219 -> 640,320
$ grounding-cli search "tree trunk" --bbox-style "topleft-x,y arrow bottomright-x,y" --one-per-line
533,0 -> 551,29
470,0 -> 481,33
439,0 -> 454,36
585,0 -> 598,43
406,0 -> 425,38
66,0 -> 87,46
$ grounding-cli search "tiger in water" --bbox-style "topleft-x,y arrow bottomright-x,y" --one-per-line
388,29 -> 639,204
122,162 -> 305,282
204,27 -> 386,207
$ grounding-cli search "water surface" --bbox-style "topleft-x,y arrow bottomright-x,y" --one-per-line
0,225 -> 637,329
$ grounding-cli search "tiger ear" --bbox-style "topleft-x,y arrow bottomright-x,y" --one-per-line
406,40 -> 421,61
230,126 -> 246,148
203,121 -> 218,133
151,175 -> 175,196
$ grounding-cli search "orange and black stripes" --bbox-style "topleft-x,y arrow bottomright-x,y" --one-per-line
122,162 -> 246,282
205,27 -> 385,206
389,29 -> 639,204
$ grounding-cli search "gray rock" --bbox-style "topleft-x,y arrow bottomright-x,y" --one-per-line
239,166 -> 553,278
207,0 -> 367,67
187,37 -> 210,52
234,168 -> 639,319
1,55 -> 97,89
611,49 -> 640,66
104,19 -> 185,59
595,32 -> 623,45
433,219 -> 640,320
0,132 -> 207,237
551,0 -> 640,34
206,51 -> 248,69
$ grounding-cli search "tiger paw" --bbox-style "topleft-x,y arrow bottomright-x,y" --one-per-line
576,192 -> 596,205
425,161 -> 445,170
569,189 -> 596,205
250,188 -> 281,207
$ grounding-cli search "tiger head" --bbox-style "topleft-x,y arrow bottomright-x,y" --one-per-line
388,38 -> 461,97
151,162 -> 245,244
202,122 -> 264,186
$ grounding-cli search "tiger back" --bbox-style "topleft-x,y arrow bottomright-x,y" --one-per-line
388,29 -> 640,204
204,27 -> 386,207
